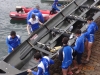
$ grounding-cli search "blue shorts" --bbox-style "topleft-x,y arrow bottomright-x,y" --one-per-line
62,61 -> 72,69
87,34 -> 94,43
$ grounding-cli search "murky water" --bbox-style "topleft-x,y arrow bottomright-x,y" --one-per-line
0,0 -> 51,60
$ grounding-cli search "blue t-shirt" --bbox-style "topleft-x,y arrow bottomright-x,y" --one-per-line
52,2 -> 61,11
6,35 -> 21,53
86,22 -> 98,35
62,46 -> 73,69
32,56 -> 54,75
73,34 -> 85,53
85,22 -> 98,41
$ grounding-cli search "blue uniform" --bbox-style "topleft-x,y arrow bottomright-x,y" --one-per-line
73,34 -> 85,64
73,34 -> 85,53
62,46 -> 73,69
27,8 -> 44,23
32,56 -> 54,75
28,16 -> 40,32
6,35 -> 21,53
85,22 -> 98,42
54,0 -> 58,2
52,2 -> 61,11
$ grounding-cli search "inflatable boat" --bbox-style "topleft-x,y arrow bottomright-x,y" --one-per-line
9,6 -> 56,21
1,0 -> 100,75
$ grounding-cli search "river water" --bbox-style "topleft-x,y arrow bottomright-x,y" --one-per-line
0,0 -> 51,60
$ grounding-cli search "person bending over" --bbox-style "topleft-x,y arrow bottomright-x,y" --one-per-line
27,52 -> 54,75
27,14 -> 43,35
6,31 -> 21,54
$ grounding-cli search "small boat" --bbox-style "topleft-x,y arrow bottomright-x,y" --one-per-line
9,6 -> 57,21
1,0 -> 100,75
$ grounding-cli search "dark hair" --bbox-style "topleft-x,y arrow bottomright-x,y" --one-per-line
34,52 -> 42,60
62,37 -> 69,44
10,31 -> 16,36
35,5 -> 40,10
75,29 -> 81,34
87,17 -> 93,21
32,14 -> 35,18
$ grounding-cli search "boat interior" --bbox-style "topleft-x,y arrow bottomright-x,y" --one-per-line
0,0 -> 100,75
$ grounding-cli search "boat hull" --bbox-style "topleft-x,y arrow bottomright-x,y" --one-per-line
1,0 -> 100,75
10,6 -> 56,21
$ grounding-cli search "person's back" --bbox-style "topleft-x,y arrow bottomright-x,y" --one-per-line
27,53 -> 54,75
73,34 -> 85,53
27,6 -> 44,23
62,46 -> 73,69
87,21 -> 98,35
38,56 -> 54,75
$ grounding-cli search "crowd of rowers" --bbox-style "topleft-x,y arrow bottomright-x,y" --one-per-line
6,0 -> 98,75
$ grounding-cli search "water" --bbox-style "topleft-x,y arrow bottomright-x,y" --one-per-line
0,0 -> 51,60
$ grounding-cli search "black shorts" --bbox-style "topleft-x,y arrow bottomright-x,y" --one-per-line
73,51 -> 83,64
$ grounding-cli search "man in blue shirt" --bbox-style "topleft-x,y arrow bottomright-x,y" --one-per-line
85,17 -> 98,62
72,29 -> 85,74
27,52 -> 54,75
27,14 -> 43,35
60,37 -> 73,75
6,31 -> 21,54
27,5 -> 44,23
50,0 -> 62,14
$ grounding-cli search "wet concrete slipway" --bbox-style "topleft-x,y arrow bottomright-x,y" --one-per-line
0,0 -> 51,60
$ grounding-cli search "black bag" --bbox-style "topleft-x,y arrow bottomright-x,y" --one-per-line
58,45 -> 67,61
58,47 -> 64,61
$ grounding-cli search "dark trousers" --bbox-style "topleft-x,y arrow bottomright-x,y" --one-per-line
73,51 -> 83,64
50,8 -> 57,15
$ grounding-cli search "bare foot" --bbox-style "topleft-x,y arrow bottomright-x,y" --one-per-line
75,69 -> 80,74
67,71 -> 73,75
71,67 -> 78,70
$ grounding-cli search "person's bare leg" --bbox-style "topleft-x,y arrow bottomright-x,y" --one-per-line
75,64 -> 82,74
62,68 -> 68,75
86,42 -> 93,61
72,60 -> 78,70
85,40 -> 88,54
68,66 -> 73,75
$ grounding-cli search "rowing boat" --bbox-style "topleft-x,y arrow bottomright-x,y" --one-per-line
0,0 -> 100,75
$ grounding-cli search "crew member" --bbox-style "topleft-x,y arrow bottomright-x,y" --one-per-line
27,14 -> 43,35
27,5 -> 44,23
72,29 -> 86,73
59,37 -> 73,75
27,52 -> 54,75
50,0 -> 62,14
85,17 -> 98,62
16,6 -> 25,13
6,31 -> 21,54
